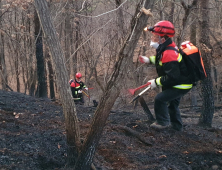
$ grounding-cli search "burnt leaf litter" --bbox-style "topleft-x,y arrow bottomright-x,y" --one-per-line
0,90 -> 222,170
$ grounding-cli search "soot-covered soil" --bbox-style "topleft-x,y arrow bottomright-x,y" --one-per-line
0,90 -> 222,170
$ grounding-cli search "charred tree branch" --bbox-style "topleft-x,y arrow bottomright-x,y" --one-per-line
111,125 -> 153,146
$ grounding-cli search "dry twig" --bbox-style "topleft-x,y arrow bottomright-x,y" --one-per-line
201,43 -> 212,53
141,8 -> 153,17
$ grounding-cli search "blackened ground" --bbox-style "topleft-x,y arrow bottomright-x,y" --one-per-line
0,90 -> 222,170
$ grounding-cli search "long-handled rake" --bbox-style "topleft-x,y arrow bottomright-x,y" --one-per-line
128,82 -> 151,95
129,85 -> 151,103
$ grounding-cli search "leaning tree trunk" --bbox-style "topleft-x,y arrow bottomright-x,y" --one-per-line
198,0 -> 214,127
34,0 -> 81,166
74,0 -> 155,169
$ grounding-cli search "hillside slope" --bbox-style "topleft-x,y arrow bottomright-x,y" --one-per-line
0,90 -> 222,170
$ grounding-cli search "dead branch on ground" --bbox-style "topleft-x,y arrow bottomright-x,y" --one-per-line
111,125 -> 152,146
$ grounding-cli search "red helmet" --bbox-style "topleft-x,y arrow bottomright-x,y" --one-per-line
75,72 -> 82,79
148,20 -> 175,37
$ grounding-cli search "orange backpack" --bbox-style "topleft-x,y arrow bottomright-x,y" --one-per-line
166,41 -> 207,84
180,41 -> 207,83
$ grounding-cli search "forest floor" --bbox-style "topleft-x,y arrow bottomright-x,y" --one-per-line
0,90 -> 222,170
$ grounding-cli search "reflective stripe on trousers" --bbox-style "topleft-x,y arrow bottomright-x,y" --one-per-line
173,84 -> 192,89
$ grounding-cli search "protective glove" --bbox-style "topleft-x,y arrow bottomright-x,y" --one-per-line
148,79 -> 157,89
69,79 -> 73,84
139,55 -> 150,64
84,87 -> 88,91
78,90 -> 82,93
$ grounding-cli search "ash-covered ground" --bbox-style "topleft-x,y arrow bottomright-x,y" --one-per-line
0,90 -> 222,170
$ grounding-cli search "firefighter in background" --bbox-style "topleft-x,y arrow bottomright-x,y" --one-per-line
139,21 -> 192,131
69,72 -> 88,104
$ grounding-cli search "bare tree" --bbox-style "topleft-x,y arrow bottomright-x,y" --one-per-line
198,0 -> 214,127
34,0 -> 81,166
34,10 -> 47,98
64,0 -> 72,75
168,0 -> 175,23
35,0 -> 154,169
45,47 -> 55,100
115,0 -> 126,39
190,16 -> 198,107
74,0 -> 155,169
177,0 -> 198,46
72,1 -> 81,76
0,0 -> 7,90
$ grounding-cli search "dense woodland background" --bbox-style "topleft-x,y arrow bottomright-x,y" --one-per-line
1,0 -> 221,104
0,0 -> 222,169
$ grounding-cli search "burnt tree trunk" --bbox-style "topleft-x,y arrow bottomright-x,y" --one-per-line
47,58 -> 55,100
45,47 -> 55,100
74,0 -> 155,169
14,11 -> 20,92
34,11 -> 47,98
198,0 -> 214,127
34,0 -> 81,166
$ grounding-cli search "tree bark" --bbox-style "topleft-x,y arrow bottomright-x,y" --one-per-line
45,47 -> 55,100
0,0 -> 6,90
190,4 -> 198,107
72,1 -> 81,76
178,0 -> 198,46
168,0 -> 175,23
64,0 -> 73,75
34,0 -> 81,166
34,10 -> 47,98
74,0 -> 155,169
115,0 -> 125,38
14,11 -> 20,93
198,0 -> 214,127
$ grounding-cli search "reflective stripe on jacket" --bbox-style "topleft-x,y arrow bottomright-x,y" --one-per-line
154,41 -> 192,90
70,80 -> 86,95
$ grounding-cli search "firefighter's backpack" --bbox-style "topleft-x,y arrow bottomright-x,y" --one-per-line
166,41 -> 207,84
